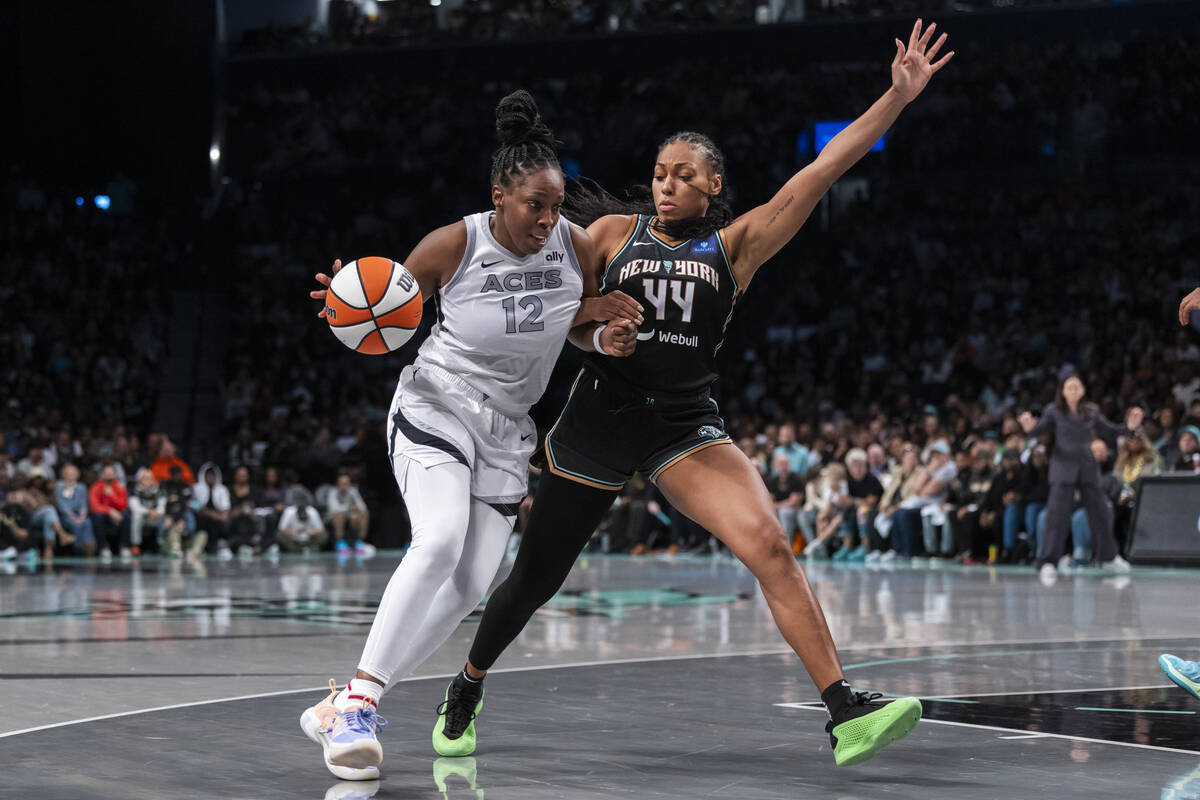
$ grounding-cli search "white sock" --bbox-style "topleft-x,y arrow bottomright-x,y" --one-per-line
338,678 -> 383,710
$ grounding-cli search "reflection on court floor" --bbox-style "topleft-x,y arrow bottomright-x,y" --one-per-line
2,553 -> 1198,798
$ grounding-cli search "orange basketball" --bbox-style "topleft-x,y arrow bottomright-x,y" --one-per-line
324,257 -> 423,354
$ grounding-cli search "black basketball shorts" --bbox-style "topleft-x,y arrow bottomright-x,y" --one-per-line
540,367 -> 732,490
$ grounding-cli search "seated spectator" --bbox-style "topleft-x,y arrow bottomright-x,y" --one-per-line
796,464 -> 826,547
161,466 -> 202,558
193,463 -> 232,558
325,472 -> 370,555
837,448 -> 883,562
764,453 -> 805,554
28,479 -> 72,564
986,448 -> 1026,563
1112,433 -> 1161,551
128,468 -> 165,555
866,443 -> 890,482
883,441 -> 956,562
802,463 -> 851,558
943,448 -> 994,563
866,445 -> 924,563
0,490 -> 34,562
1172,425 -> 1200,473
55,464 -> 95,556
89,463 -> 128,561
257,465 -> 288,532
226,466 -> 265,557
1021,445 -> 1050,549
277,502 -> 327,553
150,440 -> 194,484
772,423 -> 811,476
740,436 -> 768,476
17,446 -> 54,479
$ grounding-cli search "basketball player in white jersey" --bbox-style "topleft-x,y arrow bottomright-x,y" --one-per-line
300,90 -> 643,780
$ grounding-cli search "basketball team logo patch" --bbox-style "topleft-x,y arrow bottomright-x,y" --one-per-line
691,236 -> 718,255
697,425 -> 724,440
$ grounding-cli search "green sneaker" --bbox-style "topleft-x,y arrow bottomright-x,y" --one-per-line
432,675 -> 484,757
826,693 -> 922,766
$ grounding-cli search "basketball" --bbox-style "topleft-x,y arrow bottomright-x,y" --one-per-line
324,257 -> 422,354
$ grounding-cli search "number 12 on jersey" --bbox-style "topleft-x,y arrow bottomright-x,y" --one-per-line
643,278 -> 695,323
502,295 -> 545,334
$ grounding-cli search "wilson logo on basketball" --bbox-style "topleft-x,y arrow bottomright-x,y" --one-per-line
325,257 -> 423,354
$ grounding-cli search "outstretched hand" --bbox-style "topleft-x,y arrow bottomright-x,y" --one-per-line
891,19 -> 954,104
310,259 -> 344,318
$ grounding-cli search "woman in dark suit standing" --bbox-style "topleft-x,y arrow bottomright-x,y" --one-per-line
1018,375 -> 1144,579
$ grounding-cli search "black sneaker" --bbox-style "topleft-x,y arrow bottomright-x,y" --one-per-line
432,674 -> 484,757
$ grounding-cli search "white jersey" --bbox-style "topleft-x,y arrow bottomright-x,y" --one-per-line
413,211 -> 584,416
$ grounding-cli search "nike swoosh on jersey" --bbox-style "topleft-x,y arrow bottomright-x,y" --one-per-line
481,260 -> 502,268
636,329 -> 655,341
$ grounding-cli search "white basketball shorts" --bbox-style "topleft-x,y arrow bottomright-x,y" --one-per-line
386,363 -> 536,509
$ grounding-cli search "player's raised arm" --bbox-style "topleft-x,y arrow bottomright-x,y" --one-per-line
309,223 -> 465,319
722,19 -> 953,283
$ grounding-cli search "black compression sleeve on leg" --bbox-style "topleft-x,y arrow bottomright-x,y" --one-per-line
468,471 -> 618,670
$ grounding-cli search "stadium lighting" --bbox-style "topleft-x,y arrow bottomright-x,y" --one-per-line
94,195 -> 111,210
75,196 -> 85,207
210,146 -> 221,163
431,0 -> 441,6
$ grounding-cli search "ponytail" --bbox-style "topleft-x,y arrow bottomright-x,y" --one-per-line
491,90 -> 560,187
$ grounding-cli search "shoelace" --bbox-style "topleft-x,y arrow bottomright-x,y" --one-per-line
852,691 -> 885,706
438,684 -> 480,735
335,707 -> 388,736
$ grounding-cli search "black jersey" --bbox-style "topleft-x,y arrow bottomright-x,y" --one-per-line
590,215 -> 740,395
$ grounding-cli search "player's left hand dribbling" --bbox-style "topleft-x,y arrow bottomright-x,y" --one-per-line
601,319 -> 637,357
311,259 -> 344,318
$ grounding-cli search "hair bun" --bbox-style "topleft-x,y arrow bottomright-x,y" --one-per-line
495,89 -> 554,148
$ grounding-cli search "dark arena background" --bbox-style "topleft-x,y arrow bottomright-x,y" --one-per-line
4,1 -> 1200,798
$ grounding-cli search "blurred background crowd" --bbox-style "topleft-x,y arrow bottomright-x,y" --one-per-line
3,0 -> 1198,567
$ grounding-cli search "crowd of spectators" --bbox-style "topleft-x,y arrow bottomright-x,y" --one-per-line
228,0 -> 1159,56
5,19 -> 1199,568
0,429 -> 378,566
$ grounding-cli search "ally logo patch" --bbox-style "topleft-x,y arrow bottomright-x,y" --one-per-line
691,236 -> 718,255
697,425 -> 724,440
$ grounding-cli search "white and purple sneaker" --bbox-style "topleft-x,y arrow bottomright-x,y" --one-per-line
301,681 -> 388,780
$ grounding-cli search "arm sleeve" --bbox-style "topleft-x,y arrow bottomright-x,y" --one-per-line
1026,406 -> 1056,438
1092,410 -> 1132,439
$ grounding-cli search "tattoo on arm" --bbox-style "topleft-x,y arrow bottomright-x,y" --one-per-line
765,195 -> 795,228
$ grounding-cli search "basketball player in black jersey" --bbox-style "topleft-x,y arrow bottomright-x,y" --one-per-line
434,20 -> 954,767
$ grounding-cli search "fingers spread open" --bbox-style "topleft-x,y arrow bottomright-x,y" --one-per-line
926,31 -> 948,60
907,19 -> 922,53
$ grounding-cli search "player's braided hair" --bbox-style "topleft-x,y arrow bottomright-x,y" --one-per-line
491,90 -> 560,188
566,131 -> 734,241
